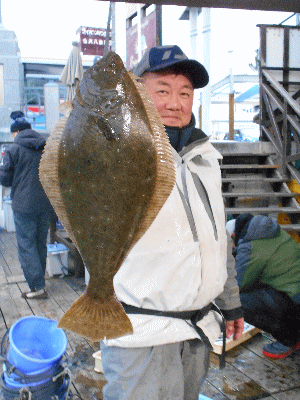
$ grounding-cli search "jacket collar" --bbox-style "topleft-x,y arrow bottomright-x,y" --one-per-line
164,114 -> 197,153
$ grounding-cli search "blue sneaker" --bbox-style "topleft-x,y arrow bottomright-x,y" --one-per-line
263,340 -> 300,359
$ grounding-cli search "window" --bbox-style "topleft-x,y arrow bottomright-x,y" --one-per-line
126,12 -> 138,29
141,5 -> 155,18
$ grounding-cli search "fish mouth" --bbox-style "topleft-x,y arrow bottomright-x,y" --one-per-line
92,51 -> 125,74
75,51 -> 126,110
87,52 -> 126,90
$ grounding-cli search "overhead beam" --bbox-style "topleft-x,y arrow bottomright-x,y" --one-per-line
211,75 -> 258,92
97,0 -> 300,13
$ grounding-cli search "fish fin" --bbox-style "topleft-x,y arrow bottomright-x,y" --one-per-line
39,115 -> 81,252
96,115 -> 117,140
128,72 -> 143,84
58,292 -> 133,341
59,101 -> 74,117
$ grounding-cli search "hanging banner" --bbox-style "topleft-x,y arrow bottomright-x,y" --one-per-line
77,26 -> 111,56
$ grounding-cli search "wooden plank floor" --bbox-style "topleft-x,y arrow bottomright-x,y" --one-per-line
0,231 -> 105,400
0,231 -> 300,400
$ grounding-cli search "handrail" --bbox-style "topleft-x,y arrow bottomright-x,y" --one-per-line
260,69 -> 300,179
261,82 -> 300,141
262,69 -> 300,116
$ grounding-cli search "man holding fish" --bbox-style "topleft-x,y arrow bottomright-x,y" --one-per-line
100,45 -> 244,400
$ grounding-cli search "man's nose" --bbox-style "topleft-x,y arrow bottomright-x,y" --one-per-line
166,93 -> 181,110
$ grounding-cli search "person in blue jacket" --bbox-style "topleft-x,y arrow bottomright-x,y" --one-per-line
0,111 -> 53,299
226,213 -> 300,359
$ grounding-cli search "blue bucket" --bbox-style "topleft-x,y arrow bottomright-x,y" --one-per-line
7,316 -> 67,374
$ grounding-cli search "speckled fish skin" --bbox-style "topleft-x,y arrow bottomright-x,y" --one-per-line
39,52 -> 175,341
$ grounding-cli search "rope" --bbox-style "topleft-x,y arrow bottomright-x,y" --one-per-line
52,367 -> 72,400
19,387 -> 32,400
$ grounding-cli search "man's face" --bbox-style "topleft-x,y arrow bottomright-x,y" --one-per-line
143,71 -> 194,128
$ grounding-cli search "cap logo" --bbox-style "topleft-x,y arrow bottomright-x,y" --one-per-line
174,54 -> 185,60
162,50 -> 172,60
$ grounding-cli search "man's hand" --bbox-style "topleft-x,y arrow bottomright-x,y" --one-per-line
225,318 -> 244,340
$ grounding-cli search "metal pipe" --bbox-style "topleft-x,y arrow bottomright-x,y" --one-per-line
190,8 -> 198,59
201,8 -> 211,135
228,47 -> 234,140
229,93 -> 234,140
137,6 -> 142,61
104,2 -> 113,56
279,12 -> 296,25
111,2 -> 116,52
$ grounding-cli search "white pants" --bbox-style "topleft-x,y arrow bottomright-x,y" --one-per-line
100,339 -> 210,400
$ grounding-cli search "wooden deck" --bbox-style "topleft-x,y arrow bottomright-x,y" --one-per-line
0,231 -> 300,400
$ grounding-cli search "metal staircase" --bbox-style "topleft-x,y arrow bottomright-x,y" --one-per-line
212,24 -> 300,237
217,143 -> 300,235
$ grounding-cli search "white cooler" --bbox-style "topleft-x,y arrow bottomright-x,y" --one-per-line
46,243 -> 69,277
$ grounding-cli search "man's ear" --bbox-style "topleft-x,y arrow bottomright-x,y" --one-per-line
231,233 -> 236,249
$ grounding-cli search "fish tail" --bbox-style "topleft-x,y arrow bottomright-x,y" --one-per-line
58,292 -> 133,341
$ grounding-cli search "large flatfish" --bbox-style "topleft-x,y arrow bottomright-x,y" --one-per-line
39,51 -> 175,341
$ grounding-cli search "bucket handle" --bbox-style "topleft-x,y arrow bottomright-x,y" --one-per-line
2,365 -> 72,400
4,352 -> 69,384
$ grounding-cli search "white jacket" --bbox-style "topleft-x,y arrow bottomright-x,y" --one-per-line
105,139 -> 228,347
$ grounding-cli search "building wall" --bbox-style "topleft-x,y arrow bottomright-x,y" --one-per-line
0,27 -> 23,139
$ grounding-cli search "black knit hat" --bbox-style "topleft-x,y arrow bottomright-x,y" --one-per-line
10,111 -> 31,133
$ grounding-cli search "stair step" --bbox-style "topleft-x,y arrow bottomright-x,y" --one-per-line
222,152 -> 276,156
222,177 -> 287,183
222,192 -> 296,198
220,164 -> 280,170
226,206 -> 300,214
280,224 -> 300,231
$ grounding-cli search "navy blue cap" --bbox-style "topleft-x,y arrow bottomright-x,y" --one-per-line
132,45 -> 209,89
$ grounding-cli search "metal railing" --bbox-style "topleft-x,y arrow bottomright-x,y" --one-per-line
258,24 -> 300,182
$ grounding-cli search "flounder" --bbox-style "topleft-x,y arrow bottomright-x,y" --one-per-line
39,51 -> 175,341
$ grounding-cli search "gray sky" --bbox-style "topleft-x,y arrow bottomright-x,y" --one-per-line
1,0 -> 295,84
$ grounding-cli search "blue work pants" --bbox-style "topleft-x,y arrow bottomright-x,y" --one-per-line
240,285 -> 300,347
